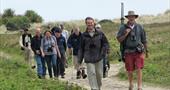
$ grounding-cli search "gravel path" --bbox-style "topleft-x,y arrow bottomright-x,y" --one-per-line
58,63 -> 169,90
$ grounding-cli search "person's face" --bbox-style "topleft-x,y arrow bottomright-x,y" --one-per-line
55,32 -> 61,37
74,28 -> 80,35
127,15 -> 136,24
45,31 -> 51,37
35,29 -> 41,36
86,19 -> 95,31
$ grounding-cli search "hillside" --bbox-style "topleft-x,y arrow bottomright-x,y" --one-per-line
0,9 -> 170,89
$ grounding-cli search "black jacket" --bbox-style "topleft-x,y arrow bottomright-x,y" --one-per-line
56,35 -> 67,55
31,35 -> 42,55
67,32 -> 81,55
78,29 -> 109,63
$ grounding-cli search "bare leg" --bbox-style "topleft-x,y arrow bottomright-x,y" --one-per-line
128,71 -> 133,90
137,69 -> 142,90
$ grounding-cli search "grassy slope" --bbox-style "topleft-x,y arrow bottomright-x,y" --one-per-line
0,21 -> 170,89
0,34 -> 85,90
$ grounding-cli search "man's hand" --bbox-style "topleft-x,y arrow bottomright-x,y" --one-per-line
36,50 -> 40,54
41,52 -> 45,57
58,53 -> 61,59
125,28 -> 131,35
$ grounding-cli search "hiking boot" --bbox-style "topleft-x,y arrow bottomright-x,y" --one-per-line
81,70 -> 87,79
103,73 -> 106,78
76,71 -> 81,79
38,75 -> 42,79
61,75 -> 65,78
31,65 -> 36,69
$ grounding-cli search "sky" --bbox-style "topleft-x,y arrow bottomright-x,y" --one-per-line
0,0 -> 169,22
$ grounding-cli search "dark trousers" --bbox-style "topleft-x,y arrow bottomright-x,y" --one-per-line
56,54 -> 65,76
45,55 -> 57,78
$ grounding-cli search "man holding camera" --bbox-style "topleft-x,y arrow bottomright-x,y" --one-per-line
117,11 -> 148,90
78,17 -> 109,90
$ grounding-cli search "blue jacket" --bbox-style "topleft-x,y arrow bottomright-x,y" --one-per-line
67,32 -> 81,55
56,35 -> 66,55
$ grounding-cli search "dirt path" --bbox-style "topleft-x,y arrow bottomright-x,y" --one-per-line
59,63 -> 169,90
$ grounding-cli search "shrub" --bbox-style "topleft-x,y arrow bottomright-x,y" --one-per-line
6,16 -> 30,30
25,10 -> 43,23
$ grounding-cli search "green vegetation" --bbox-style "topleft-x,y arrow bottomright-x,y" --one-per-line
0,34 -> 86,90
25,10 -> 43,23
0,9 -> 170,89
1,8 -> 43,30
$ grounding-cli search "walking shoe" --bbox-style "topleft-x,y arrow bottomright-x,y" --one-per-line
81,70 -> 87,79
129,85 -> 133,90
76,71 -> 81,79
61,75 -> 65,78
31,65 -> 36,69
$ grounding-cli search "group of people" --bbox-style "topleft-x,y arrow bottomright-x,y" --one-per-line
20,24 -> 70,79
19,10 -> 148,90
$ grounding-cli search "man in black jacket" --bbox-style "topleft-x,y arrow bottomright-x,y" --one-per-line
31,28 -> 46,79
67,27 -> 87,79
78,17 -> 109,90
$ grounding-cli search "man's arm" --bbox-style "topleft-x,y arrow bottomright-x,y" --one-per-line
63,38 -> 67,52
117,28 -> 131,43
141,27 -> 148,57
19,36 -> 24,47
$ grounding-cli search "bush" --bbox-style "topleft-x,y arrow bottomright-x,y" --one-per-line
2,8 -> 15,18
6,16 -> 30,30
25,10 -> 43,23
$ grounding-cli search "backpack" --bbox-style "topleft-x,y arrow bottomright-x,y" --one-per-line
21,34 -> 32,50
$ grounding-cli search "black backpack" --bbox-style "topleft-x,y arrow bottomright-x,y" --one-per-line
21,34 -> 32,50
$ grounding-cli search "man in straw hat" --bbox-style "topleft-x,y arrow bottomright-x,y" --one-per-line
117,11 -> 148,90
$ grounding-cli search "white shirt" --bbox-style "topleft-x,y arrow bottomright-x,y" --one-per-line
62,30 -> 69,41
129,24 -> 135,29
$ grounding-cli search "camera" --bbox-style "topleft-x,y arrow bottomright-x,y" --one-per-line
136,43 -> 145,53
47,46 -> 53,52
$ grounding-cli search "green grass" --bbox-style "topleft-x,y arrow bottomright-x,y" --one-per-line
0,21 -> 170,89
